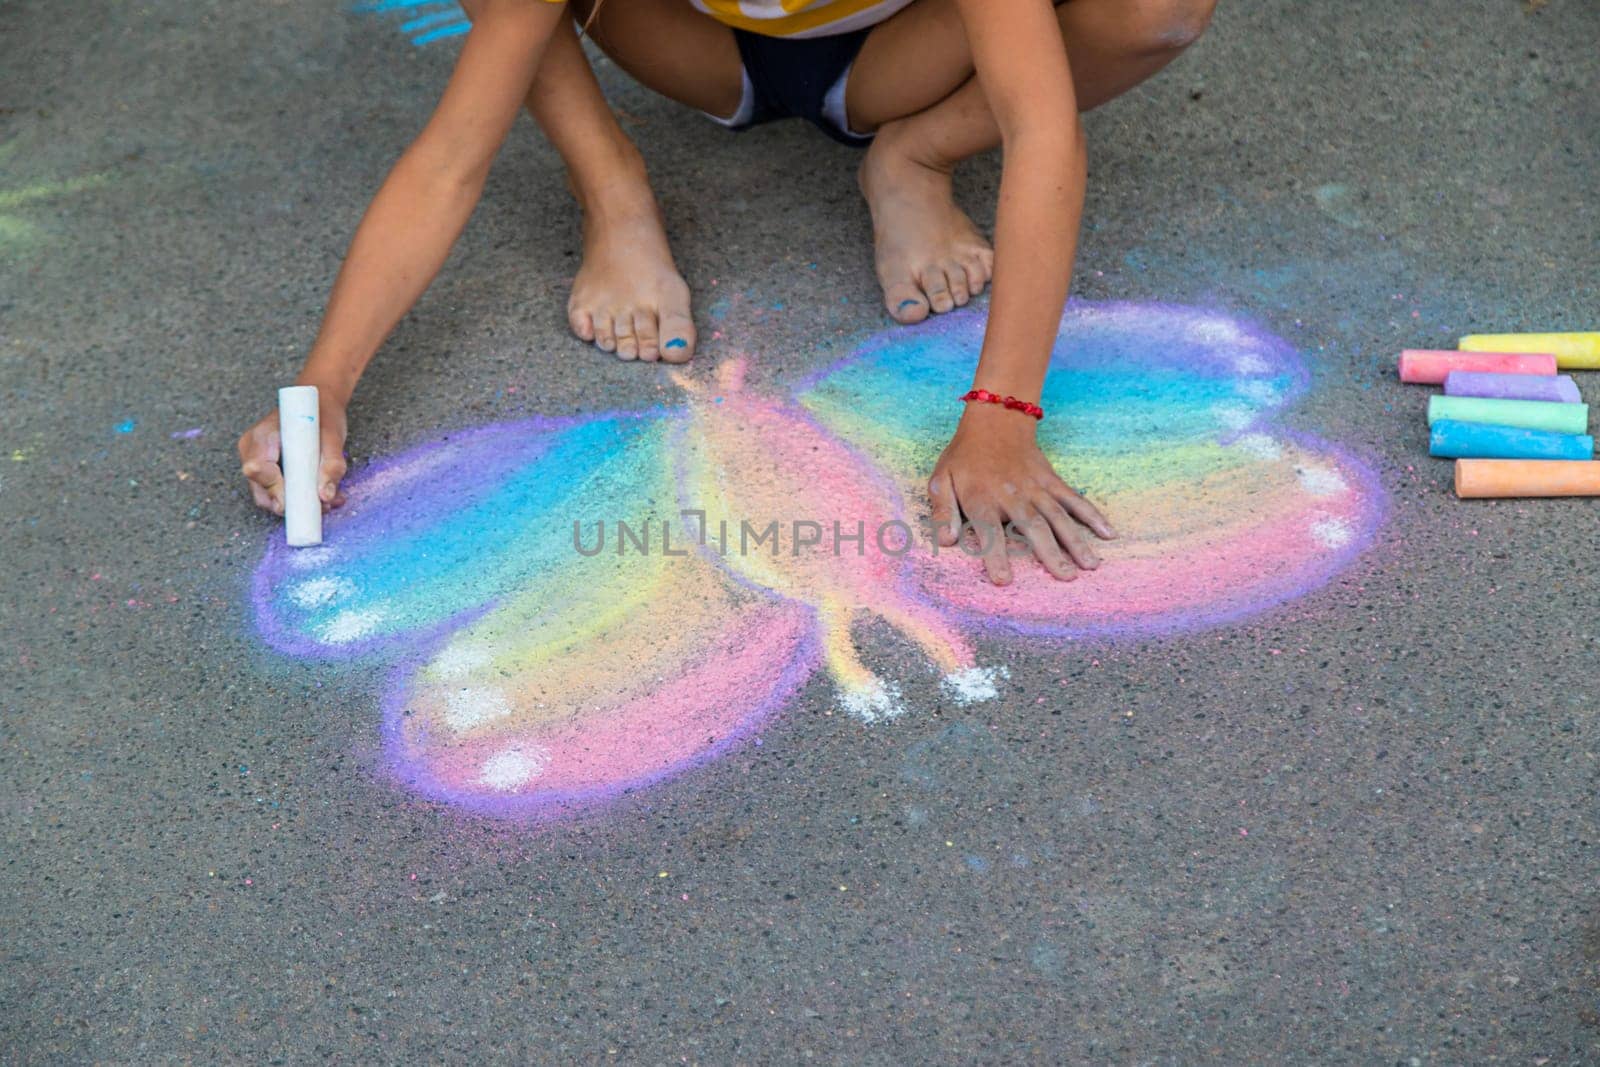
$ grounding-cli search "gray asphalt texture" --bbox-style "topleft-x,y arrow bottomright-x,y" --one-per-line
4,0 -> 1599,1062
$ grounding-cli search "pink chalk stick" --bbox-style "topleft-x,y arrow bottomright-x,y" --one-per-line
1398,350 -> 1557,384
1444,370 -> 1581,403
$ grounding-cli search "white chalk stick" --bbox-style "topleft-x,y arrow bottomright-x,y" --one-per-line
278,385 -> 322,547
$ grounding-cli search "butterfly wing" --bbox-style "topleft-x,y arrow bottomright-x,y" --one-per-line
252,412 -> 817,815
253,414 -> 669,656
801,301 -> 1384,636
381,552 -> 815,815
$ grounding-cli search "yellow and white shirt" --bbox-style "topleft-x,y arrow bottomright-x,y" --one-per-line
689,0 -> 916,39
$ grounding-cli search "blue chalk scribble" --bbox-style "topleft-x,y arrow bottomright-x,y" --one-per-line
355,0 -> 471,47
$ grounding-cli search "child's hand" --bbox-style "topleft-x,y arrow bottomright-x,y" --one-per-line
237,396 -> 349,516
927,404 -> 1116,585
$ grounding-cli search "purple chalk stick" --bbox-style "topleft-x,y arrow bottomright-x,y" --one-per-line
1444,370 -> 1581,404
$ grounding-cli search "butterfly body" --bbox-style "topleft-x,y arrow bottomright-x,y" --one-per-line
675,359 -> 980,721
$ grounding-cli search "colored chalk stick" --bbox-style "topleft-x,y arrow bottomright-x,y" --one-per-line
1398,349 -> 1556,384
1459,332 -> 1600,370
279,386 -> 322,547
1455,459 -> 1600,498
1426,395 -> 1588,435
1443,370 -> 1581,403
1429,419 -> 1594,461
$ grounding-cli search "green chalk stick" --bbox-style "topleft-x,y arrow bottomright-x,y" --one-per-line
1426,395 -> 1589,435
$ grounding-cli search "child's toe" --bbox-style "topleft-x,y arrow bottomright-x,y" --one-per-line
568,306 -> 596,342
961,256 -> 989,297
635,312 -> 662,362
614,314 -> 640,360
918,266 -> 956,314
944,262 -> 971,307
659,313 -> 695,363
594,314 -> 618,355
885,284 -> 929,324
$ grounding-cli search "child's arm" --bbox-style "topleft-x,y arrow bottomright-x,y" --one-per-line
925,0 -> 1116,585
238,0 -> 567,514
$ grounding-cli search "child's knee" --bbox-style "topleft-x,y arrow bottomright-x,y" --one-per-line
1125,0 -> 1217,55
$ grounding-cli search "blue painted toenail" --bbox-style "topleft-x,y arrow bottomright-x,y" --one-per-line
664,338 -> 687,350
898,299 -> 921,310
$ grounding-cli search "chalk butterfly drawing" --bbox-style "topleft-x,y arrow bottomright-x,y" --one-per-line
253,302 -> 1384,817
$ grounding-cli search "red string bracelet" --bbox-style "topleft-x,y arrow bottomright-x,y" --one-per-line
960,388 -> 1044,421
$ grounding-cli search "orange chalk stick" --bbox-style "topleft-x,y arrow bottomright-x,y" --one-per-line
1454,459 -> 1600,498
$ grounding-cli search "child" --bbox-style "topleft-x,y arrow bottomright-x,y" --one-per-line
239,0 -> 1215,585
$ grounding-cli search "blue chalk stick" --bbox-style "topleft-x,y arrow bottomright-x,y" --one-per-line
1429,419 -> 1595,461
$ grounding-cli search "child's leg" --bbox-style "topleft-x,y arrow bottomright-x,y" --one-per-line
534,20 -> 703,362
567,0 -> 746,121
849,0 -> 1218,323
461,5 -> 715,362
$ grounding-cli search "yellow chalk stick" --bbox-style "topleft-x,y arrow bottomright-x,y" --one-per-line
1458,332 -> 1600,370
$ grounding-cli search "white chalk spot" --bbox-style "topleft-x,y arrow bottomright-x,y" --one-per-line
940,665 -> 1009,706
478,746 -> 550,792
289,575 -> 352,609
288,547 -> 335,570
1189,319 -> 1249,347
1233,352 -> 1272,375
318,609 -> 383,644
839,679 -> 907,725
1297,465 -> 1348,497
1311,516 -> 1355,549
1235,433 -> 1283,459
444,686 -> 513,732
1234,380 -> 1280,404
1211,404 -> 1254,430
432,643 -> 492,680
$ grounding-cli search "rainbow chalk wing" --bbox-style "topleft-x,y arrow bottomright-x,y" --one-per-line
802,301 -> 1384,636
252,413 -> 816,815
254,414 -> 671,657
382,550 -> 815,816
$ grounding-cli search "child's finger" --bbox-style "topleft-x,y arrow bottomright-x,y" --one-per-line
1050,483 -> 1117,540
238,423 -> 286,515
966,505 -> 1012,585
250,482 -> 284,516
241,456 -> 286,514
927,471 -> 961,546
1011,509 -> 1079,581
318,448 -> 348,505
1035,493 -> 1100,570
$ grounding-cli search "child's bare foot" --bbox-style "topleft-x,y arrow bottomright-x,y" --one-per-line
859,125 -> 995,325
568,178 -> 695,363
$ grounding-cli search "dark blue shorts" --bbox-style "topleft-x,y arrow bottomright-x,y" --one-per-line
710,28 -> 874,148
